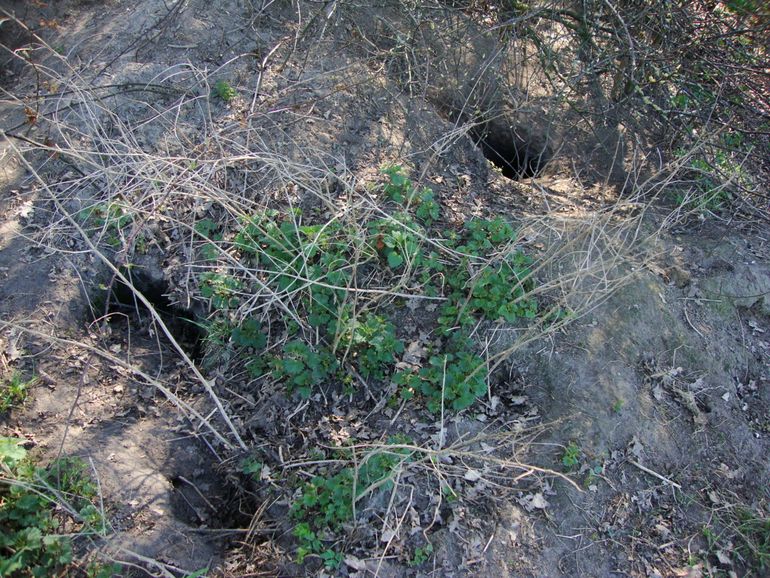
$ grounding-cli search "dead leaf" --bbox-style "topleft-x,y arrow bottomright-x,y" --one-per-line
718,463 -> 740,479
344,556 -> 368,571
464,469 -> 482,482
19,200 -> 35,219
674,388 -> 707,425
402,340 -> 427,364
518,492 -> 548,512
715,549 -> 732,565
673,563 -> 703,577
24,106 -> 38,125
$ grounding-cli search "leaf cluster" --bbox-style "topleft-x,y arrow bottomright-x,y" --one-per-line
0,371 -> 36,413
193,167 -> 540,413
290,442 -> 412,568
0,439 -> 109,576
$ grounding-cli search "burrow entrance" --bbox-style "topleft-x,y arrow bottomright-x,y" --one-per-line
95,268 -> 205,361
471,120 -> 552,180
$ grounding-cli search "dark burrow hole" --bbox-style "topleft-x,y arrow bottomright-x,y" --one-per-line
170,473 -> 254,530
98,269 -> 205,362
473,122 -> 552,180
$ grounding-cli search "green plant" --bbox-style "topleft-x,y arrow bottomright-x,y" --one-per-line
234,211 -> 353,331
585,464 -> 604,487
78,202 -> 133,232
0,438 -> 109,576
438,218 -> 537,329
734,508 -> 770,572
231,318 -> 268,377
199,272 -> 241,309
418,350 -> 487,412
273,341 -> 339,398
369,214 -> 423,270
455,217 -> 518,253
231,317 -> 267,350
464,255 -> 537,322
561,441 -> 581,470
391,369 -> 422,403
441,483 -> 458,503
673,131 -> 755,214
198,318 -> 232,370
724,0 -> 766,17
381,165 -> 412,203
77,202 -> 135,248
241,457 -> 263,477
0,371 -> 36,412
196,182 -> 538,413
409,542 -> 434,566
337,312 -> 404,381
414,188 -> 440,226
290,442 -> 412,567
381,166 -> 441,226
195,218 -> 223,261
86,561 -> 122,578
213,80 -> 237,102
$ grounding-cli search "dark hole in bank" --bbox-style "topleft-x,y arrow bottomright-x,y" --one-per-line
99,269 -> 205,361
473,122 -> 552,180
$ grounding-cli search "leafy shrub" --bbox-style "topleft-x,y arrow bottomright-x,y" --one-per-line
195,178 -> 539,409
418,351 -> 486,412
231,317 -> 267,350
273,341 -> 339,398
194,218 -> 223,261
231,318 -> 268,377
199,272 -> 241,309
235,212 -> 352,330
368,213 -> 423,270
437,219 -> 536,330
291,442 -> 412,567
381,165 -> 440,225
213,80 -> 237,102
455,217 -> 517,253
0,371 -> 36,413
0,438 -> 109,576
337,312 -> 404,380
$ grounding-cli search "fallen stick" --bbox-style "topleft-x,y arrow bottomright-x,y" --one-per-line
628,459 -> 682,490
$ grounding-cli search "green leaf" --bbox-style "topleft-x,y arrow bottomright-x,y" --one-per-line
0,554 -> 24,575
242,459 -> 263,475
387,251 -> 404,268
0,437 -> 27,466
231,319 -> 266,349
283,359 -> 305,374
